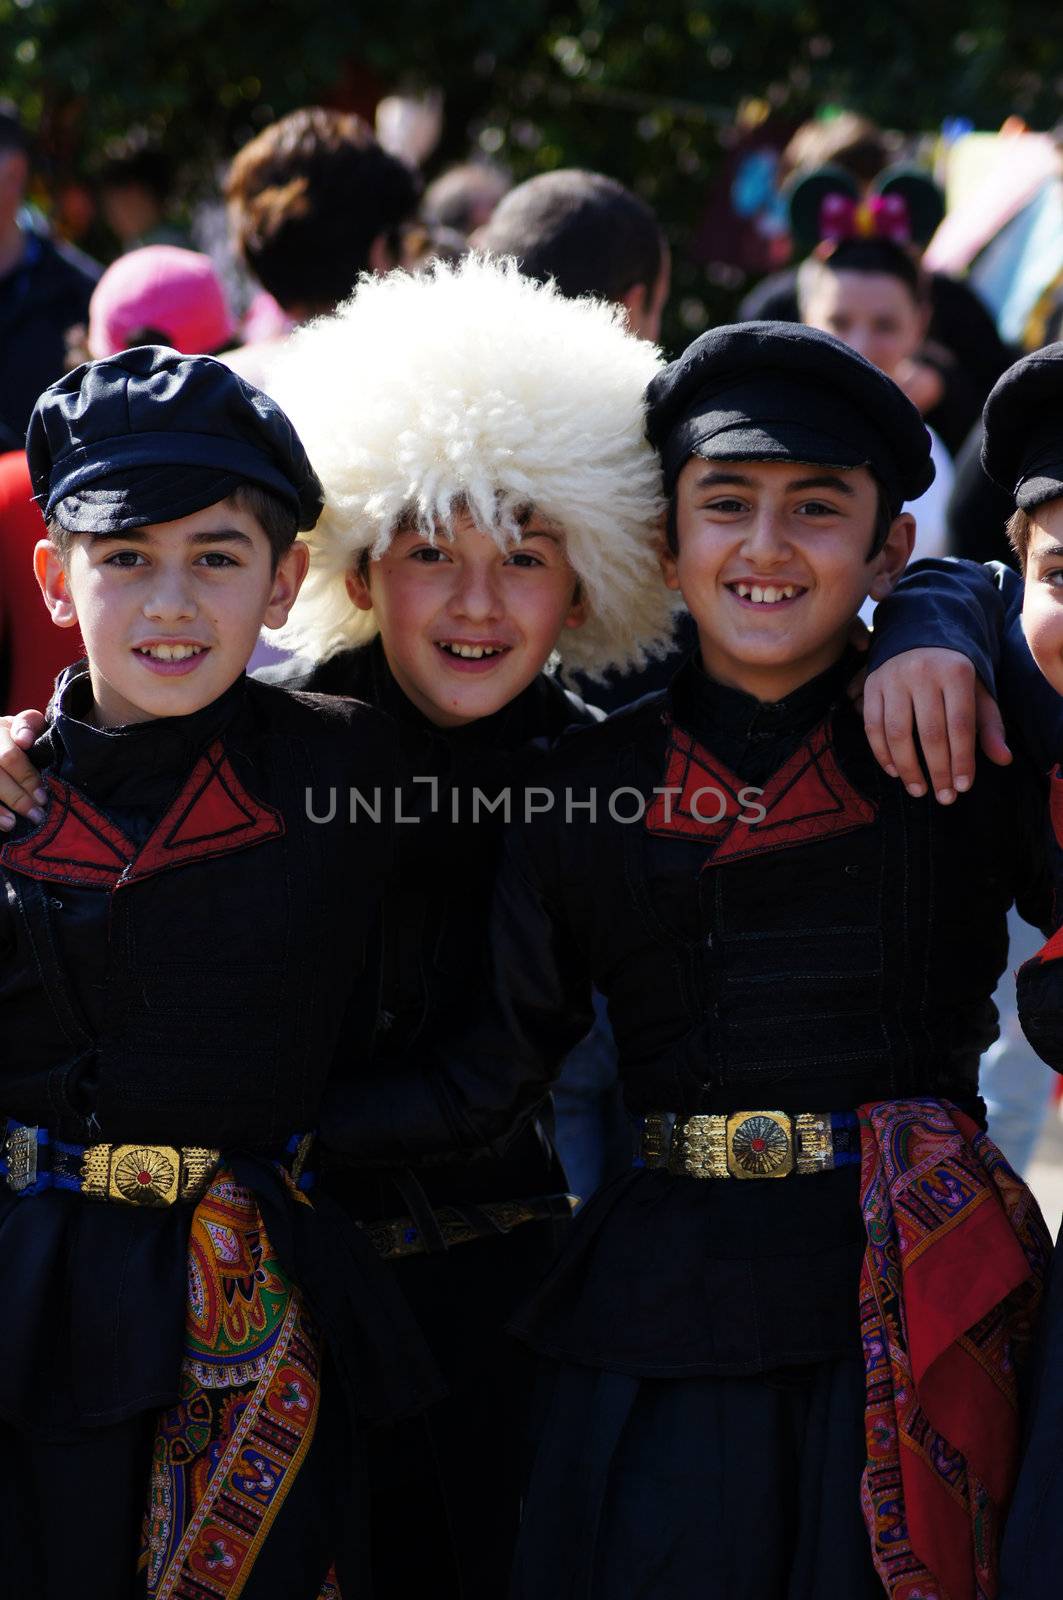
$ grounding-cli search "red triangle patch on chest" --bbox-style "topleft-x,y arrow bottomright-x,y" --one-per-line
0,740 -> 284,891
645,715 -> 875,868
0,774 -> 135,888
124,740 -> 284,883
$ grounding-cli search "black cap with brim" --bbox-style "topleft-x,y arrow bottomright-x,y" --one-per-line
646,321 -> 935,513
27,345 -> 324,533
982,344 -> 1063,512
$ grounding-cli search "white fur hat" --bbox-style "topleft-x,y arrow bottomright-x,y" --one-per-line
268,255 -> 676,678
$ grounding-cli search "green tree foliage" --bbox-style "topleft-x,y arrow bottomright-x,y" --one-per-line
2,0 -> 1059,340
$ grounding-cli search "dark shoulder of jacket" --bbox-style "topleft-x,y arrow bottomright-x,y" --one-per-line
240,673 -> 404,769
252,645 -> 372,697
536,687 -> 669,783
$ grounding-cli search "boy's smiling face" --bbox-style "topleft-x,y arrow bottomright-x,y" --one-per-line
345,508 -> 587,727
1022,499 -> 1063,696
35,500 -> 308,727
662,456 -> 914,702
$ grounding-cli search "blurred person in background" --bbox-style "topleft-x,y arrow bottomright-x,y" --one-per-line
97,136 -> 191,252
740,113 -> 1013,416
478,166 -> 670,343
798,234 -> 955,572
221,106 -> 420,390
0,106 -> 98,452
421,158 -> 510,237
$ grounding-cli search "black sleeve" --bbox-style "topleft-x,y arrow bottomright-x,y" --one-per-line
867,557 -> 1017,695
869,558 -> 1063,775
319,820 -> 596,1164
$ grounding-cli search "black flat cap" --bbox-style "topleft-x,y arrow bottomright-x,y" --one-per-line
645,321 -> 934,513
982,343 -> 1063,511
27,345 -> 323,533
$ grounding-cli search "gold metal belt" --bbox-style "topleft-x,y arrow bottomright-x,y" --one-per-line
361,1193 -> 579,1259
640,1110 -> 842,1180
80,1140 -> 220,1205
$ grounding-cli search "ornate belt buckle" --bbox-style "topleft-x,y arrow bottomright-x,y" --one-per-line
106,1143 -> 181,1205
5,1125 -> 39,1192
725,1111 -> 794,1179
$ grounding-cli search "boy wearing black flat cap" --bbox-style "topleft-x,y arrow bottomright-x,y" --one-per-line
324,322 -> 1052,1600
0,346 -> 438,1600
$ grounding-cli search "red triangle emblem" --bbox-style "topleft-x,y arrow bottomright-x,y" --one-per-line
0,740 -> 284,892
646,715 -> 875,868
0,775 -> 134,888
123,740 -> 284,883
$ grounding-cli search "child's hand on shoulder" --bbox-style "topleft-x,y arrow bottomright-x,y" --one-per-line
0,711 -> 48,831
863,649 -> 1011,805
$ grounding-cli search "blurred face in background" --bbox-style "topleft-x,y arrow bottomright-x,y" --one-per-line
802,268 -> 927,383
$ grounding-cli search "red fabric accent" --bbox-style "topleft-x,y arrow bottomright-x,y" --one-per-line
858,1099 -> 1050,1600
1025,921 -> 1063,968
0,772 -> 134,887
1,741 -> 284,891
644,715 -> 875,868
0,452 -> 83,714
121,740 -> 284,885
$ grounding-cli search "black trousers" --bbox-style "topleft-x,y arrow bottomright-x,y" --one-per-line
513,1354 -> 885,1600
0,1364 -> 360,1600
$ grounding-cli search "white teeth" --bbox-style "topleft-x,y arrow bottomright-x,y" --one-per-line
732,583 -> 800,604
441,643 -> 502,659
138,644 -> 204,660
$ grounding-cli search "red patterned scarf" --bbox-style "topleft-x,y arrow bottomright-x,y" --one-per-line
859,1099 -> 1050,1600
140,1169 -> 339,1599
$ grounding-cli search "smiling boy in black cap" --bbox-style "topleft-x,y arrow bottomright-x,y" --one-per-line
0,346 -> 438,1600
322,321 -> 1052,1600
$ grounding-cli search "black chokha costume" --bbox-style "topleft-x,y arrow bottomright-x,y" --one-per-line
0,348 -> 438,1600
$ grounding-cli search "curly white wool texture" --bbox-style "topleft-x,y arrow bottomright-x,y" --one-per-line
269,255 -> 676,678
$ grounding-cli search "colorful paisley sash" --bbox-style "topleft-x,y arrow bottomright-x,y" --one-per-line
141,1169 -> 338,1599
858,1100 -> 1050,1600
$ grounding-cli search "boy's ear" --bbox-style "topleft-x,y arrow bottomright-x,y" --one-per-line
561,578 -> 588,632
34,540 -> 80,628
262,540 -> 310,630
866,512 -> 916,601
656,510 -> 681,593
345,562 -> 374,613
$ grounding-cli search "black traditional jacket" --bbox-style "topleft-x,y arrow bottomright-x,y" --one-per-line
868,556 -> 1063,1078
258,637 -> 598,1219
325,648 -> 1050,1377
0,664 -> 439,1437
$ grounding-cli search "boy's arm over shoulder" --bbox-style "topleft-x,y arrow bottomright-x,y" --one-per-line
859,559 -> 1053,801
868,557 -> 1019,694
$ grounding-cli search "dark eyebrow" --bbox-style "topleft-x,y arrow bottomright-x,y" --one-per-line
786,473 -> 856,497
189,529 -> 255,547
693,469 -> 856,497
91,526 -> 255,547
518,527 -> 561,544
1034,543 -> 1063,561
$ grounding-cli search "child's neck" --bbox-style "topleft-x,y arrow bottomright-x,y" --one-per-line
696,634 -> 851,705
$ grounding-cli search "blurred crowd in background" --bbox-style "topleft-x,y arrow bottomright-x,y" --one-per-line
3,86 -> 1062,713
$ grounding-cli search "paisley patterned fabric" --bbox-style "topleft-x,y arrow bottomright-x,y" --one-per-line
858,1099 -> 1050,1600
141,1170 -> 330,1599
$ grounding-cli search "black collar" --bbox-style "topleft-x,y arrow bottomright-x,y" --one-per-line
37,660 -> 247,805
